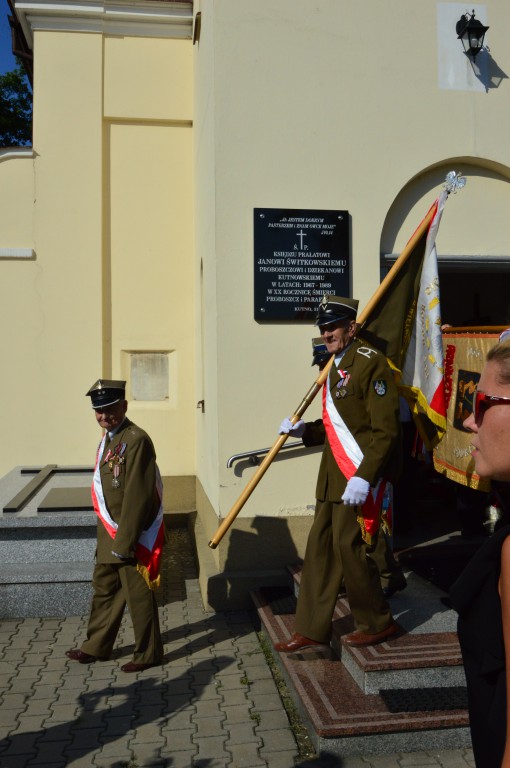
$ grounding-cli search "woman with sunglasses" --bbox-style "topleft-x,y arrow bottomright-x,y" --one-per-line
450,339 -> 510,768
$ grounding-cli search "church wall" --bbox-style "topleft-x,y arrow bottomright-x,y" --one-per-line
0,24 -> 195,484
3,0 -> 510,608
192,0 -> 510,605
0,31 -> 105,472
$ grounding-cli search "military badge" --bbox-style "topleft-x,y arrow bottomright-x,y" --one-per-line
373,380 -> 387,396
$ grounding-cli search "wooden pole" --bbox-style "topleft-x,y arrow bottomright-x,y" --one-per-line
208,200 -> 438,548
208,356 -> 334,548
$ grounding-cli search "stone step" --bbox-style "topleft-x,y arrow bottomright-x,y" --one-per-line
0,462 -> 185,618
287,564 -> 465,693
0,561 -> 93,583
251,580 -> 470,756
0,561 -> 93,618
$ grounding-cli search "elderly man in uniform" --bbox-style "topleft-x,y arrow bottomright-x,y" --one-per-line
66,379 -> 165,672
309,335 -> 407,599
276,295 -> 402,652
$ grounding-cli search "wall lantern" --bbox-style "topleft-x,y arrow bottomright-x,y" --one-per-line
456,10 -> 489,59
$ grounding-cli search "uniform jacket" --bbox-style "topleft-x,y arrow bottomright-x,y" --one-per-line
96,418 -> 160,563
302,338 -> 401,502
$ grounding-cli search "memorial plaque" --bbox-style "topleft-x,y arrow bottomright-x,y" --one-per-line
254,208 -> 350,322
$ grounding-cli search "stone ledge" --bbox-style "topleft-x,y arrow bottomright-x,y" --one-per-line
0,581 -> 93,618
0,561 -> 93,584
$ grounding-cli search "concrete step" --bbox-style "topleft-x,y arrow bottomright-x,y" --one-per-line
0,562 -> 93,618
0,463 -> 188,618
0,561 -> 93,584
251,571 -> 470,756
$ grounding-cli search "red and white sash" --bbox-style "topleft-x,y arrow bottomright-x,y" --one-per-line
91,435 -> 165,590
322,375 -> 389,542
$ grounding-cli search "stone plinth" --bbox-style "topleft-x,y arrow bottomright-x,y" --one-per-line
0,465 -> 96,617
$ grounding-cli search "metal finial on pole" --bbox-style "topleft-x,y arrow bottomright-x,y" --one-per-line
443,171 -> 466,195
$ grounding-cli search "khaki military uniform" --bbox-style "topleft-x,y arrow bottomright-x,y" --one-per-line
81,418 -> 163,664
295,338 -> 401,639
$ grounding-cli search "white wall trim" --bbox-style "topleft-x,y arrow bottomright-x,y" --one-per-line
0,248 -> 35,259
0,148 -> 34,162
15,0 -> 193,44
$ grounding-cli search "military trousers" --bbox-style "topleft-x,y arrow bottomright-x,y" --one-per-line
81,561 -> 163,664
295,498 -> 393,640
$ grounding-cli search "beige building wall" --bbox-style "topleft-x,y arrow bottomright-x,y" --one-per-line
3,0 -> 510,608
0,7 -> 194,490
103,34 -> 194,481
192,0 -> 510,606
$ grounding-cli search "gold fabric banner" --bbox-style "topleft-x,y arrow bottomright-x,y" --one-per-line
433,329 -> 503,491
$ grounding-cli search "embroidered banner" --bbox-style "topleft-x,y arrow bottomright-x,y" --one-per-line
433,329 -> 503,491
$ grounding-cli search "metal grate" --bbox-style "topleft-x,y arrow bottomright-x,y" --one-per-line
380,686 -> 468,713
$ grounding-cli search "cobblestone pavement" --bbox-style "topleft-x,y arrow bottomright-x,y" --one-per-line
0,529 -> 476,767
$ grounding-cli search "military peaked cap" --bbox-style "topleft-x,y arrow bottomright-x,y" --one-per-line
315,295 -> 358,327
86,379 -> 126,409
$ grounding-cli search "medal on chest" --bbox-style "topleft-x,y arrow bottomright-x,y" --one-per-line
104,442 -> 127,488
335,370 -> 350,399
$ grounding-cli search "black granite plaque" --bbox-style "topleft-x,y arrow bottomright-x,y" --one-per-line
254,208 -> 350,322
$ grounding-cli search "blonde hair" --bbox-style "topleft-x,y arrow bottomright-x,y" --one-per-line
487,341 -> 510,385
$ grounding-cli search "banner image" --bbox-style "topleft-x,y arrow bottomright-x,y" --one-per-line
433,329 -> 503,491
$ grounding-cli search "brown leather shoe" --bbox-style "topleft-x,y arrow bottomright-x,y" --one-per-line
274,632 -> 328,653
120,661 -> 159,673
342,622 -> 400,647
65,648 -> 106,663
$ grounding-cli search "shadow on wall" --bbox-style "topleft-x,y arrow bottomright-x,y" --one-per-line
207,516 -> 303,611
468,48 -> 508,91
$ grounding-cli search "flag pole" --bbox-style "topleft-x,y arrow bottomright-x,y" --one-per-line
208,356 -> 335,548
208,192 -> 447,549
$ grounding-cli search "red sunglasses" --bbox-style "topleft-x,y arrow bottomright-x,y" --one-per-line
473,390 -> 510,424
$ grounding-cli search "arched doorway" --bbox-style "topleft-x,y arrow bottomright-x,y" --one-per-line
379,161 -> 510,587
381,160 -> 510,325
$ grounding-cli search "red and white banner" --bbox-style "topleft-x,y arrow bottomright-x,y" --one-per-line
399,191 -> 447,445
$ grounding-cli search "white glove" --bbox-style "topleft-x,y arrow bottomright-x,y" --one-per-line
278,417 -> 305,437
342,477 -> 370,506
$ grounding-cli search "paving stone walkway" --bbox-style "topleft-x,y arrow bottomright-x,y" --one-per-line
0,528 -> 476,767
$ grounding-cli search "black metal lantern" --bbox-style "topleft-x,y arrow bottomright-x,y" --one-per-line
456,10 -> 489,59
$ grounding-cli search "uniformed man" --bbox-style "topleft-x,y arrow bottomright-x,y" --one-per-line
66,379 -> 165,672
275,295 -> 402,652
310,333 -> 407,598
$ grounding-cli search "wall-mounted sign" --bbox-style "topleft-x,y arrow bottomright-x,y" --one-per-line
254,208 -> 350,322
